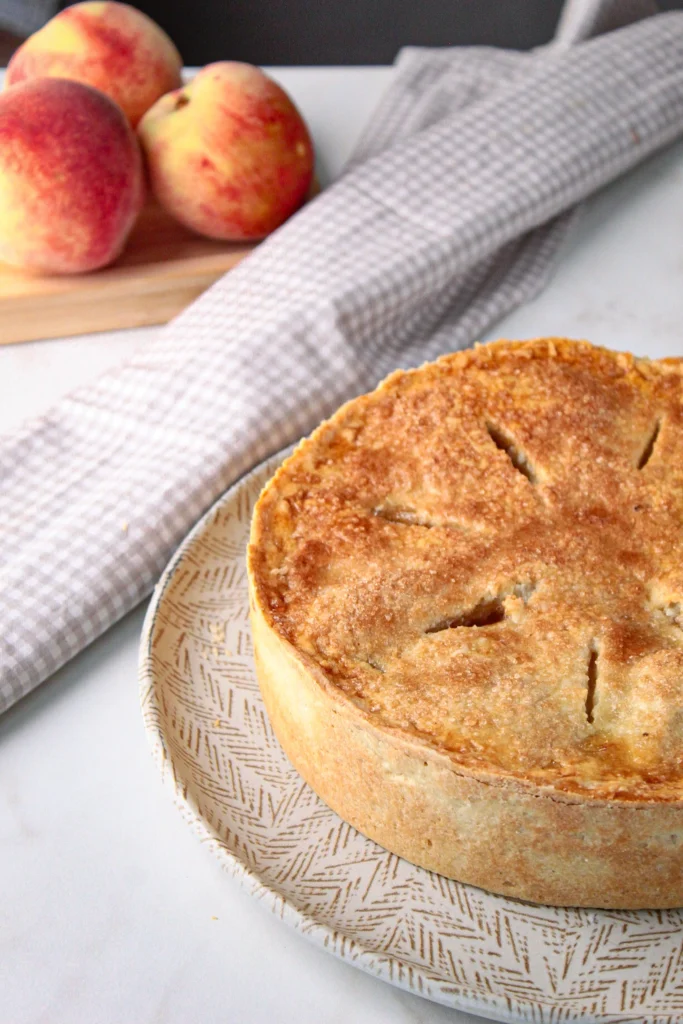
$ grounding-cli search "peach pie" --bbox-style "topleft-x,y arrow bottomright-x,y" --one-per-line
248,339 -> 683,908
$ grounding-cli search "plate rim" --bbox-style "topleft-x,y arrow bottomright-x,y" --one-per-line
138,450 -> 658,1024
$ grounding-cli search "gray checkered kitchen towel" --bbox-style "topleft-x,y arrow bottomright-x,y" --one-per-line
3,3 -> 683,712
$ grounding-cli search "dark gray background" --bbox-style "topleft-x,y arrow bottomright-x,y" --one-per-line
62,0 -> 683,65
3,1 -> 683,68
140,0 -> 565,65
36,0 -> 671,65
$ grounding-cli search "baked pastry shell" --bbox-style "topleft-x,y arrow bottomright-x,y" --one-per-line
249,552 -> 683,910
247,339 -> 683,909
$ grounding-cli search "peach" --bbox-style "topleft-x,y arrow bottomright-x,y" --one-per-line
0,78 -> 144,274
6,1 -> 182,127
138,62 -> 314,242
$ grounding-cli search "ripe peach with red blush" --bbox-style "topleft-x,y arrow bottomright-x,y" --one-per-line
6,1 -> 182,127
138,62 -> 314,241
0,78 -> 144,274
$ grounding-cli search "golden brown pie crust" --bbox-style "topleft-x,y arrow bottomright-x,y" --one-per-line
247,338 -> 683,908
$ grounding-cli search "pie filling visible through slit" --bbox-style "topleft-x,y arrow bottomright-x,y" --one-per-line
249,339 -> 683,805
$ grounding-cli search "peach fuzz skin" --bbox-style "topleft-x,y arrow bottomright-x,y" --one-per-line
138,62 -> 314,242
0,78 -> 144,274
6,1 -> 182,127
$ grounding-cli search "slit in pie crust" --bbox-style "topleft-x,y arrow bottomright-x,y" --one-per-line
247,338 -> 683,909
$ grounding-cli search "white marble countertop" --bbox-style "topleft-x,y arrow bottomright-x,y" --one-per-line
2,65 -> 683,1024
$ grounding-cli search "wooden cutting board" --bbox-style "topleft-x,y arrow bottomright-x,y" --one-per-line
0,200 -> 257,346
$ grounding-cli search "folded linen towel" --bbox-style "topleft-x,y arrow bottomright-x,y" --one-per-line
2,1 -> 683,712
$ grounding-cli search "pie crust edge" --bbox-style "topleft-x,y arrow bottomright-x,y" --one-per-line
247,339 -> 683,909
249,592 -> 683,909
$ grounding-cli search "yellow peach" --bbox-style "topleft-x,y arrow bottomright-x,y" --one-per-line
6,1 -> 182,127
138,62 -> 314,241
0,78 -> 144,274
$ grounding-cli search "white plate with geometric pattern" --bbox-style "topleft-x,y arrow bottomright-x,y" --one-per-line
139,451 -> 683,1024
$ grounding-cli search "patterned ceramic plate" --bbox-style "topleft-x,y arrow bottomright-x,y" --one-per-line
139,451 -> 683,1024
